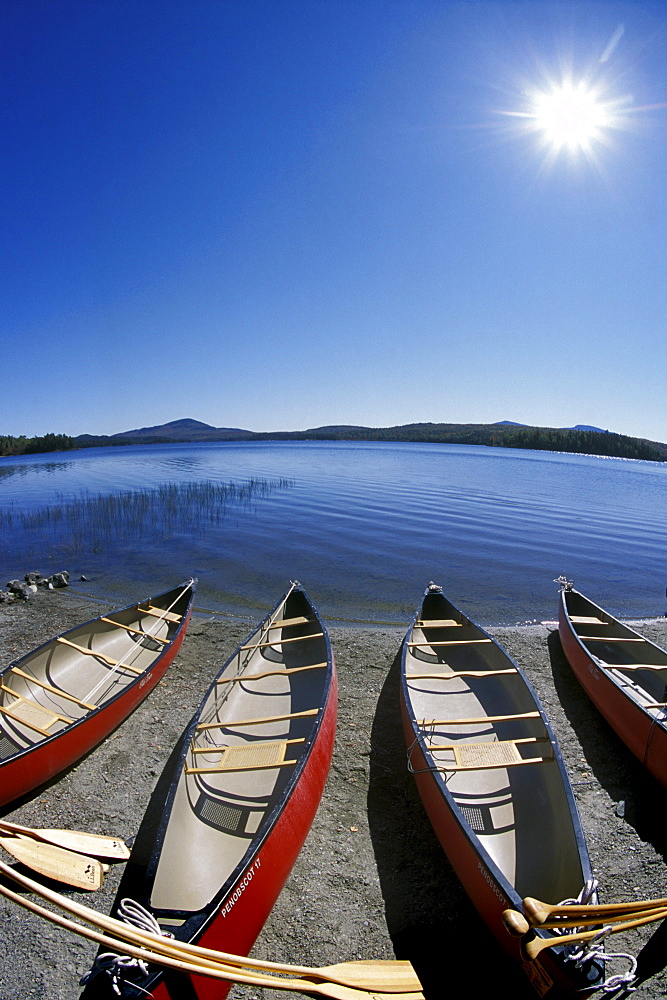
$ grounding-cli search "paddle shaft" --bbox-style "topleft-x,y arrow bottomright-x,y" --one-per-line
522,906 -> 667,962
523,893 -> 667,925
0,858 -> 421,993
0,878 -> 422,1000
505,902 -> 667,936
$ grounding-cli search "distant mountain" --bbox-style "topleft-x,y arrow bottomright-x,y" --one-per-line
76,418 -> 254,446
112,418 -> 253,441
68,418 -> 667,464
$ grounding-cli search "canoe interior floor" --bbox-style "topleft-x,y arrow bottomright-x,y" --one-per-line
406,641 -> 586,903
150,622 -> 327,915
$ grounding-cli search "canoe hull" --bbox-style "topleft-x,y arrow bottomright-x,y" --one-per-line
399,700 -> 594,998
0,582 -> 196,808
81,583 -> 337,1000
558,589 -> 667,788
401,585 -> 603,997
152,669 -> 337,1000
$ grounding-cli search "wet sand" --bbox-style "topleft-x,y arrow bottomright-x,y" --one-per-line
1,589 -> 667,999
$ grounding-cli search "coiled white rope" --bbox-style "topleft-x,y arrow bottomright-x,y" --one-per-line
80,899 -> 173,995
555,880 -> 638,993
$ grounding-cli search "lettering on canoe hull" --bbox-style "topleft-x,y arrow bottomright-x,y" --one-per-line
587,663 -> 600,681
222,857 -> 262,917
477,860 -> 507,904
139,671 -> 153,689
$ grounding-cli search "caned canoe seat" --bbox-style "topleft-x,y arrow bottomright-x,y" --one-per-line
0,686 -> 72,735
185,738 -> 305,775
426,737 -> 552,771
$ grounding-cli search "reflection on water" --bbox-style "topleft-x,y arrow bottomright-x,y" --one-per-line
1,441 -> 665,625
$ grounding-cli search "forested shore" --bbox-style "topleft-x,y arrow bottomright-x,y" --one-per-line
2,422 -> 666,462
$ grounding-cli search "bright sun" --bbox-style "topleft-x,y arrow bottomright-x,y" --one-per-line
529,80 -> 611,153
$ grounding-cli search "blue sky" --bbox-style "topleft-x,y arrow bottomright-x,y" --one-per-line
3,1 -> 667,441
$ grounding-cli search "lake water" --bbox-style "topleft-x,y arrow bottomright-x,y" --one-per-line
0,440 -> 665,626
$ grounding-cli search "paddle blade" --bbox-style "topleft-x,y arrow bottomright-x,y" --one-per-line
33,827 -> 130,860
0,819 -> 130,860
322,960 -> 423,993
0,834 -> 105,890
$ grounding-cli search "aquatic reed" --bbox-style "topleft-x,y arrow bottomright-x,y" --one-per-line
0,478 -> 293,565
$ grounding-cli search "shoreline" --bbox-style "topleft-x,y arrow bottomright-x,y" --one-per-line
1,590 -> 667,998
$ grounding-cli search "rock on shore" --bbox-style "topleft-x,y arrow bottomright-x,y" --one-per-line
1,590 -> 667,999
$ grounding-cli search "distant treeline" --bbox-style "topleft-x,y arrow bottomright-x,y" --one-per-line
2,423 -> 666,463
251,422 -> 667,462
0,433 -> 77,457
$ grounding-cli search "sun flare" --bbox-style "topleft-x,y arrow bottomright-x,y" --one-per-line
529,80 -> 611,152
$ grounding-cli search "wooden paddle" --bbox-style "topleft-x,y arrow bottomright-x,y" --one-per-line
521,906 -> 667,962
0,818 -> 130,860
523,894 -> 667,925
504,902 -> 667,936
0,876 -> 424,1000
0,857 -> 422,994
0,834 -> 106,890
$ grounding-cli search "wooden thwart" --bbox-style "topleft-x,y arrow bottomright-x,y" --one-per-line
418,710 -> 540,726
570,616 -> 607,624
100,618 -> 168,644
408,638 -> 492,648
415,619 -> 461,628
407,668 -> 517,680
197,708 -> 318,731
579,636 -> 645,642
606,663 -> 667,673
8,667 -> 97,711
263,616 -> 311,630
217,662 -> 328,684
55,637 -> 142,674
140,606 -> 182,622
240,632 -> 323,651
185,739 -> 304,775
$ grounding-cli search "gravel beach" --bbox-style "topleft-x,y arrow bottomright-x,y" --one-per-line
2,588 -> 667,1000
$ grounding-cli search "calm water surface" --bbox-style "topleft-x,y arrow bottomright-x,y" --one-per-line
0,440 -> 665,626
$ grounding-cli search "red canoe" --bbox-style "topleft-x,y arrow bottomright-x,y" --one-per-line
81,582 -> 337,1000
0,580 -> 196,808
558,581 -> 667,788
401,584 -> 604,997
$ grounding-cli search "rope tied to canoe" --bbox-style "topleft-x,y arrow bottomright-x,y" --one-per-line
80,899 -> 174,995
550,880 -> 638,993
